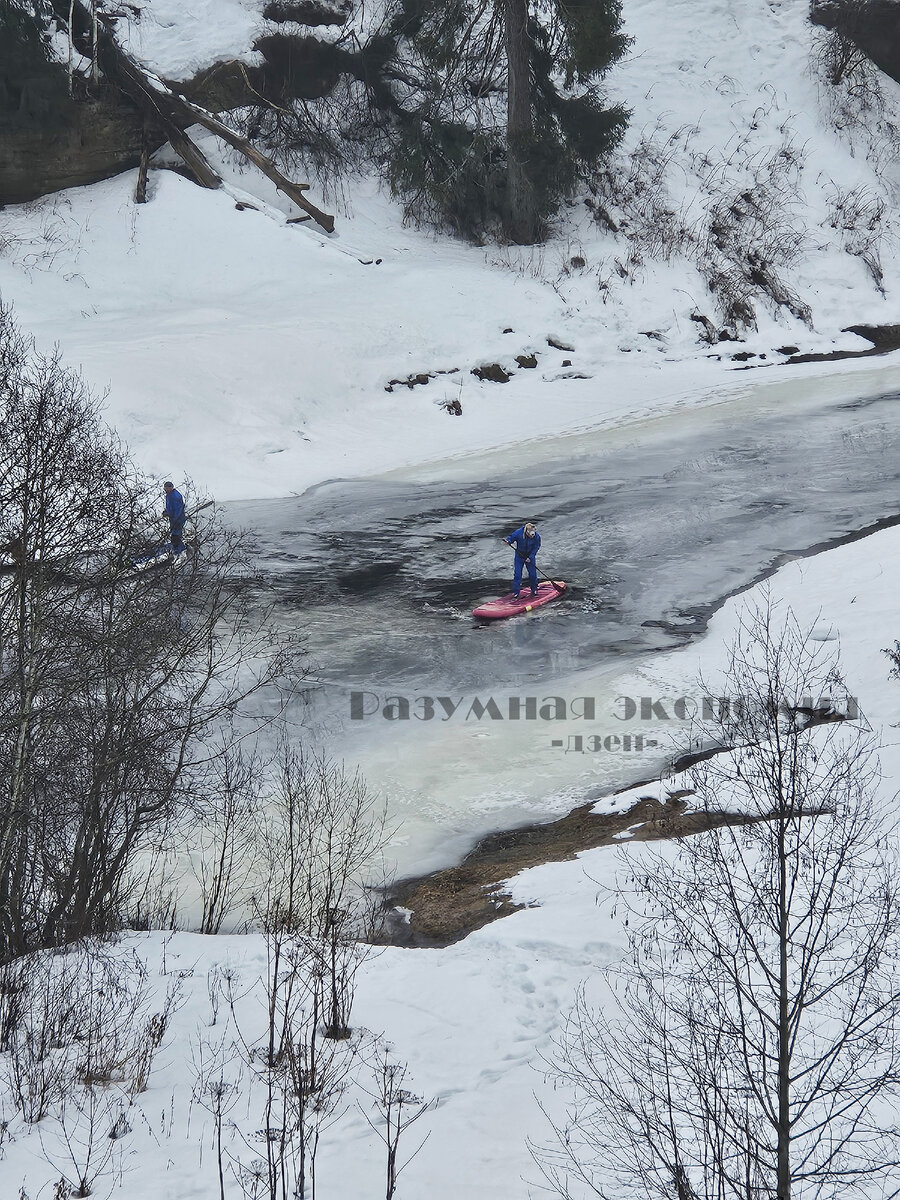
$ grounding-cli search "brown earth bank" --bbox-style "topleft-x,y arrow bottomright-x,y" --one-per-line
728,323 -> 900,368
377,790 -> 768,947
377,512 -> 883,952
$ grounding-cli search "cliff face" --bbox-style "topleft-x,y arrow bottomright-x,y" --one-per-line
0,0 -> 360,207
0,98 -> 159,204
0,32 -> 345,205
0,8 -> 156,205
810,0 -> 900,85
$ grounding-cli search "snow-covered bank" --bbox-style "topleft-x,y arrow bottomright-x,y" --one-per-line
2,162 -> 899,502
4,0 -> 900,500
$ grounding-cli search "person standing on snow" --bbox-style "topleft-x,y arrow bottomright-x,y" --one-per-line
163,481 -> 186,553
503,521 -> 541,598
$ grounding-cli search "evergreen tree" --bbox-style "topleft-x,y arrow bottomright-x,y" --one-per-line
0,0 -> 71,126
379,0 -> 631,242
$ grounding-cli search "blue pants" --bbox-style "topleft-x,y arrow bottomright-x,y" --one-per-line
513,555 -> 538,596
169,522 -> 185,553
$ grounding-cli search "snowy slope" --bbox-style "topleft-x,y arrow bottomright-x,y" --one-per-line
559,0 -> 900,347
2,0 -> 900,499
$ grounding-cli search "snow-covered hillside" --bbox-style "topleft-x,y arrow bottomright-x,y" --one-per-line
4,1 -> 900,1196
2,0 -> 900,499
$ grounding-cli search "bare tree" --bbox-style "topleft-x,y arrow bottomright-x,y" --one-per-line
222,922 -> 354,1200
204,748 -> 389,1200
0,301 -> 295,962
189,747 -> 261,935
253,747 -> 390,1039
0,934 -> 177,1200
190,1033 -> 243,1200
43,1085 -> 123,1198
539,603 -> 900,1200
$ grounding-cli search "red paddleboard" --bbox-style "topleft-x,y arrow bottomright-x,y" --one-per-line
473,580 -> 567,620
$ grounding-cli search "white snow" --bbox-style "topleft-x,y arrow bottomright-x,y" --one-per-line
6,0 -> 900,1192
2,159 -> 899,501
113,0 -> 269,79
5,0 -> 900,500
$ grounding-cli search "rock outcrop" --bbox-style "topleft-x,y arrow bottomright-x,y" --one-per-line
1,0 -> 351,207
810,0 -> 900,86
0,98 -> 160,205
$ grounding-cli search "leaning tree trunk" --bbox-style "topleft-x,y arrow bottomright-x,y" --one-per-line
161,96 -> 334,231
52,0 -> 335,231
504,0 -> 538,244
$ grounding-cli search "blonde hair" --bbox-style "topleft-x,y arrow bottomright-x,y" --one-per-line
524,522 -> 536,535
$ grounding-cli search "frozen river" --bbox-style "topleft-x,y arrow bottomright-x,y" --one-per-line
227,364 -> 900,876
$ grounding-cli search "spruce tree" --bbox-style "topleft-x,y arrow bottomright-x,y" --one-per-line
380,0 -> 630,242
0,1 -> 71,126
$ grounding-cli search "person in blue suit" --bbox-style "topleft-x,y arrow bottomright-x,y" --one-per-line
503,521 -> 540,598
163,481 -> 186,553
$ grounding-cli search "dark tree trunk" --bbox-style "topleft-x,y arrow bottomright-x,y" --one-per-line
777,816 -> 792,1200
504,0 -> 538,243
135,121 -> 150,203
48,0 -> 335,230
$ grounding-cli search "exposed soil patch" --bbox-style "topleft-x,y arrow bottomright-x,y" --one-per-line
784,324 -> 900,366
263,0 -> 350,25
384,367 -> 458,393
845,323 -> 900,350
471,362 -> 511,383
379,791 -> 767,947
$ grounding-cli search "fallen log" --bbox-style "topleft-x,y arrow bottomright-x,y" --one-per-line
156,91 -> 335,232
161,121 -> 222,191
135,122 -> 149,203
53,0 -> 223,191
52,0 -> 334,230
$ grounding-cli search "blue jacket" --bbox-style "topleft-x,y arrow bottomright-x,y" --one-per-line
165,489 -> 186,526
506,526 -> 540,560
